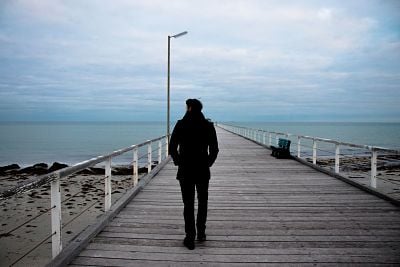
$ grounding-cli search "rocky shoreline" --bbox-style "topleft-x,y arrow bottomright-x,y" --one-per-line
0,162 -> 153,177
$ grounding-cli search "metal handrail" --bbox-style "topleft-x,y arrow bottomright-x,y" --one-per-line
219,123 -> 400,153
217,123 -> 400,190
0,134 -> 169,262
0,135 -> 167,200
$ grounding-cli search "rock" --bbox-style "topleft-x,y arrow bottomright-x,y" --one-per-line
76,167 -> 104,175
112,166 -> 133,175
34,163 -> 48,169
138,167 -> 148,174
76,169 -> 96,175
90,167 -> 105,175
0,164 -> 20,173
48,162 -> 68,173
0,164 -> 21,176
19,163 -> 48,175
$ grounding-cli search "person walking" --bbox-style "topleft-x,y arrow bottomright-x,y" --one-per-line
169,99 -> 219,250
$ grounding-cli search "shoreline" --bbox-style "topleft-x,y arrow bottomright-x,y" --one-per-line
0,169 -> 148,266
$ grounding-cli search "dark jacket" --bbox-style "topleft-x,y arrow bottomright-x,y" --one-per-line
169,111 -> 219,180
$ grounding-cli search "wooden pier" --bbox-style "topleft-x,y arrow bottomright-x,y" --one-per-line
67,127 -> 400,266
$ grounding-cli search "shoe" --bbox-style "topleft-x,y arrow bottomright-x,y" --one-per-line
197,233 -> 206,242
183,237 -> 195,250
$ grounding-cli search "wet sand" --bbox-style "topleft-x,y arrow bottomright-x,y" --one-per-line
310,154 -> 400,200
0,168 -> 144,267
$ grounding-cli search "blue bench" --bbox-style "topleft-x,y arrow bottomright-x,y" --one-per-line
271,138 -> 291,159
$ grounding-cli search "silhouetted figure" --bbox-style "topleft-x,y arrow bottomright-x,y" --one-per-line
169,99 -> 219,250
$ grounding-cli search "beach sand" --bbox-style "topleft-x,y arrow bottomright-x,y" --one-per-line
310,155 -> 400,200
0,169 -> 144,267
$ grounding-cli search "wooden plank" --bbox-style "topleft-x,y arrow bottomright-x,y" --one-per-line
91,236 -> 400,249
101,226 -> 400,237
74,250 -> 400,264
86,243 -> 400,256
97,232 -> 400,242
69,258 -> 397,267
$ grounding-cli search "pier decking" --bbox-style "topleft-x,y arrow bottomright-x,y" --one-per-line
68,127 -> 400,266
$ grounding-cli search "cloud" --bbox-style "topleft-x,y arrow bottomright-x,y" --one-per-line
0,0 -> 399,121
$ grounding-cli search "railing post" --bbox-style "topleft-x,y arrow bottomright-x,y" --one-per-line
335,144 -> 340,173
165,137 -> 169,159
105,157 -> 112,211
371,150 -> 377,188
158,140 -> 162,163
147,141 -> 152,173
51,173 -> 62,258
263,132 -> 266,144
133,147 -> 138,186
297,136 -> 301,158
313,139 -> 317,165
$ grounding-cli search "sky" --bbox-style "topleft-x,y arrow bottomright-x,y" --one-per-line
0,0 -> 399,122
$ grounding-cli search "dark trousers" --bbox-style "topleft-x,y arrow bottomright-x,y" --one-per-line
179,178 -> 209,239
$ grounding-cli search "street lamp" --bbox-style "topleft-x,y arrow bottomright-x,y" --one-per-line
167,31 -> 188,146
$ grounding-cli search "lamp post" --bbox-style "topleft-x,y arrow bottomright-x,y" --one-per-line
167,31 -> 188,146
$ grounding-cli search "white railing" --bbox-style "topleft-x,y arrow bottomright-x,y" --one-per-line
0,135 -> 169,262
217,123 -> 400,191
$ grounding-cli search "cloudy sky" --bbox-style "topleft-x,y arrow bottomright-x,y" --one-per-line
0,0 -> 399,122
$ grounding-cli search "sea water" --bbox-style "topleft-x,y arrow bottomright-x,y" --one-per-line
0,122 -> 165,166
0,121 -> 399,166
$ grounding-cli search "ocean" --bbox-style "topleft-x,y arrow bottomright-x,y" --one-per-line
0,121 -> 399,166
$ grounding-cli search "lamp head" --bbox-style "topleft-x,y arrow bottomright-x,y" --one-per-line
171,31 -> 188,38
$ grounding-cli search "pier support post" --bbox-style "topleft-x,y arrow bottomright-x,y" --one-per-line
105,157 -> 112,211
335,144 -> 340,173
133,147 -> 138,186
371,150 -> 377,188
51,174 -> 62,258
